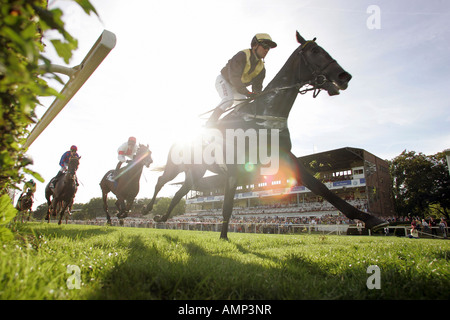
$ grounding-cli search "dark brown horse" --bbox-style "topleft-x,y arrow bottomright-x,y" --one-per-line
143,31 -> 388,239
45,155 -> 80,225
100,144 -> 153,225
15,189 -> 34,222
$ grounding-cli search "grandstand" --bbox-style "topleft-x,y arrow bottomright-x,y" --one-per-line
182,147 -> 395,219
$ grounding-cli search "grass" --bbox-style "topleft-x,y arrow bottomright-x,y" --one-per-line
1,222 -> 449,300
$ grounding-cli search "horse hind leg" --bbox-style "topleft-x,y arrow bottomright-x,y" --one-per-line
158,167 -> 206,222
101,190 -> 112,225
143,162 -> 182,215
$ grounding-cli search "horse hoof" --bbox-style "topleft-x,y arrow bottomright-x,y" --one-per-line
142,205 -> 152,215
154,215 -> 167,223
365,217 -> 389,231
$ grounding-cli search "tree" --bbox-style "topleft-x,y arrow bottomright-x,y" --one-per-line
389,150 -> 450,219
152,197 -> 185,217
79,197 -> 115,220
0,0 -> 97,237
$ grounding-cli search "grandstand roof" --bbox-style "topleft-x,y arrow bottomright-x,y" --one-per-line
173,147 -> 375,192
299,147 -> 367,173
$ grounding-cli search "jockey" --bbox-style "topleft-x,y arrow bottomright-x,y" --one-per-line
18,179 -> 36,202
50,145 -> 79,188
113,137 -> 138,178
59,145 -> 79,171
206,33 -> 277,126
23,179 -> 36,194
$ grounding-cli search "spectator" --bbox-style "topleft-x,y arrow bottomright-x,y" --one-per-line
429,217 -> 437,237
422,219 -> 430,233
439,218 -> 448,239
408,225 -> 419,239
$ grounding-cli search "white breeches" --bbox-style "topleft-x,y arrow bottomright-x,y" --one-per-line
215,75 -> 247,111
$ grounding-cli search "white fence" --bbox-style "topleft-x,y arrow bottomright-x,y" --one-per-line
70,219 -> 448,238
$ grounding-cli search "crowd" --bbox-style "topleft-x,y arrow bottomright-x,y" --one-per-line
65,212 -> 450,238
170,213 -> 354,226
408,216 -> 448,239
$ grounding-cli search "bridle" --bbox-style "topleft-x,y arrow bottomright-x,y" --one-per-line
66,156 -> 79,181
295,39 -> 338,98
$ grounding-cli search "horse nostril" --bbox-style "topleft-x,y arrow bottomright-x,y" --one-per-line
339,72 -> 352,82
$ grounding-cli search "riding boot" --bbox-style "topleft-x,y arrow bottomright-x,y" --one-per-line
50,171 -> 63,189
112,161 -> 123,180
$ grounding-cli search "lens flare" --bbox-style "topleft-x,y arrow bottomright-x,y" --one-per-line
244,162 -> 255,172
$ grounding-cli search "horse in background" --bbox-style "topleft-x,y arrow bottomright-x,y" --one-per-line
100,144 -> 153,225
15,189 -> 34,222
143,31 -> 388,240
45,155 -> 80,225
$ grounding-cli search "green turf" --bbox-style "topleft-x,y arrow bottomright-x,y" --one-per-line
1,223 -> 448,300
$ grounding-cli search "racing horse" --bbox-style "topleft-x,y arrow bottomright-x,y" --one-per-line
45,155 -> 80,225
143,31 -> 388,239
100,144 -> 153,225
15,189 -> 34,222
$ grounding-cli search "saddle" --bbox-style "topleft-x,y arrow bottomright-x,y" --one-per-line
107,172 -> 116,182
49,177 -> 58,189
50,173 -> 79,189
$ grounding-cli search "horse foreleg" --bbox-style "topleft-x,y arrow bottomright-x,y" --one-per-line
116,199 -> 127,219
58,201 -> 70,225
293,154 -> 388,230
120,197 -> 135,220
220,174 -> 238,240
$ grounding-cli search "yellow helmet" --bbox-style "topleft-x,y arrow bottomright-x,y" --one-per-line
251,33 -> 277,48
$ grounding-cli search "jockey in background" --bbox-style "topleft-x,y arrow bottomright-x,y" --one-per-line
17,179 -> 36,203
22,179 -> 36,195
206,33 -> 277,126
113,137 -> 138,179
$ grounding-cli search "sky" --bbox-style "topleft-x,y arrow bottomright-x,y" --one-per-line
22,0 -> 450,208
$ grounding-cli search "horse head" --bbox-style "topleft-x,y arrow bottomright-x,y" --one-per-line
295,31 -> 352,96
134,144 -> 153,168
67,155 -> 80,175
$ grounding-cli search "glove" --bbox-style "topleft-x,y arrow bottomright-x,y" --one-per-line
246,91 -> 261,100
246,91 -> 257,99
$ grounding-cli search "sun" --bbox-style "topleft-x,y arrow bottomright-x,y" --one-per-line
170,114 -> 206,146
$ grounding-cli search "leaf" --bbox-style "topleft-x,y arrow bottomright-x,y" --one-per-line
23,168 -> 45,183
75,0 -> 100,16
50,39 -> 78,64
0,194 -> 17,241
